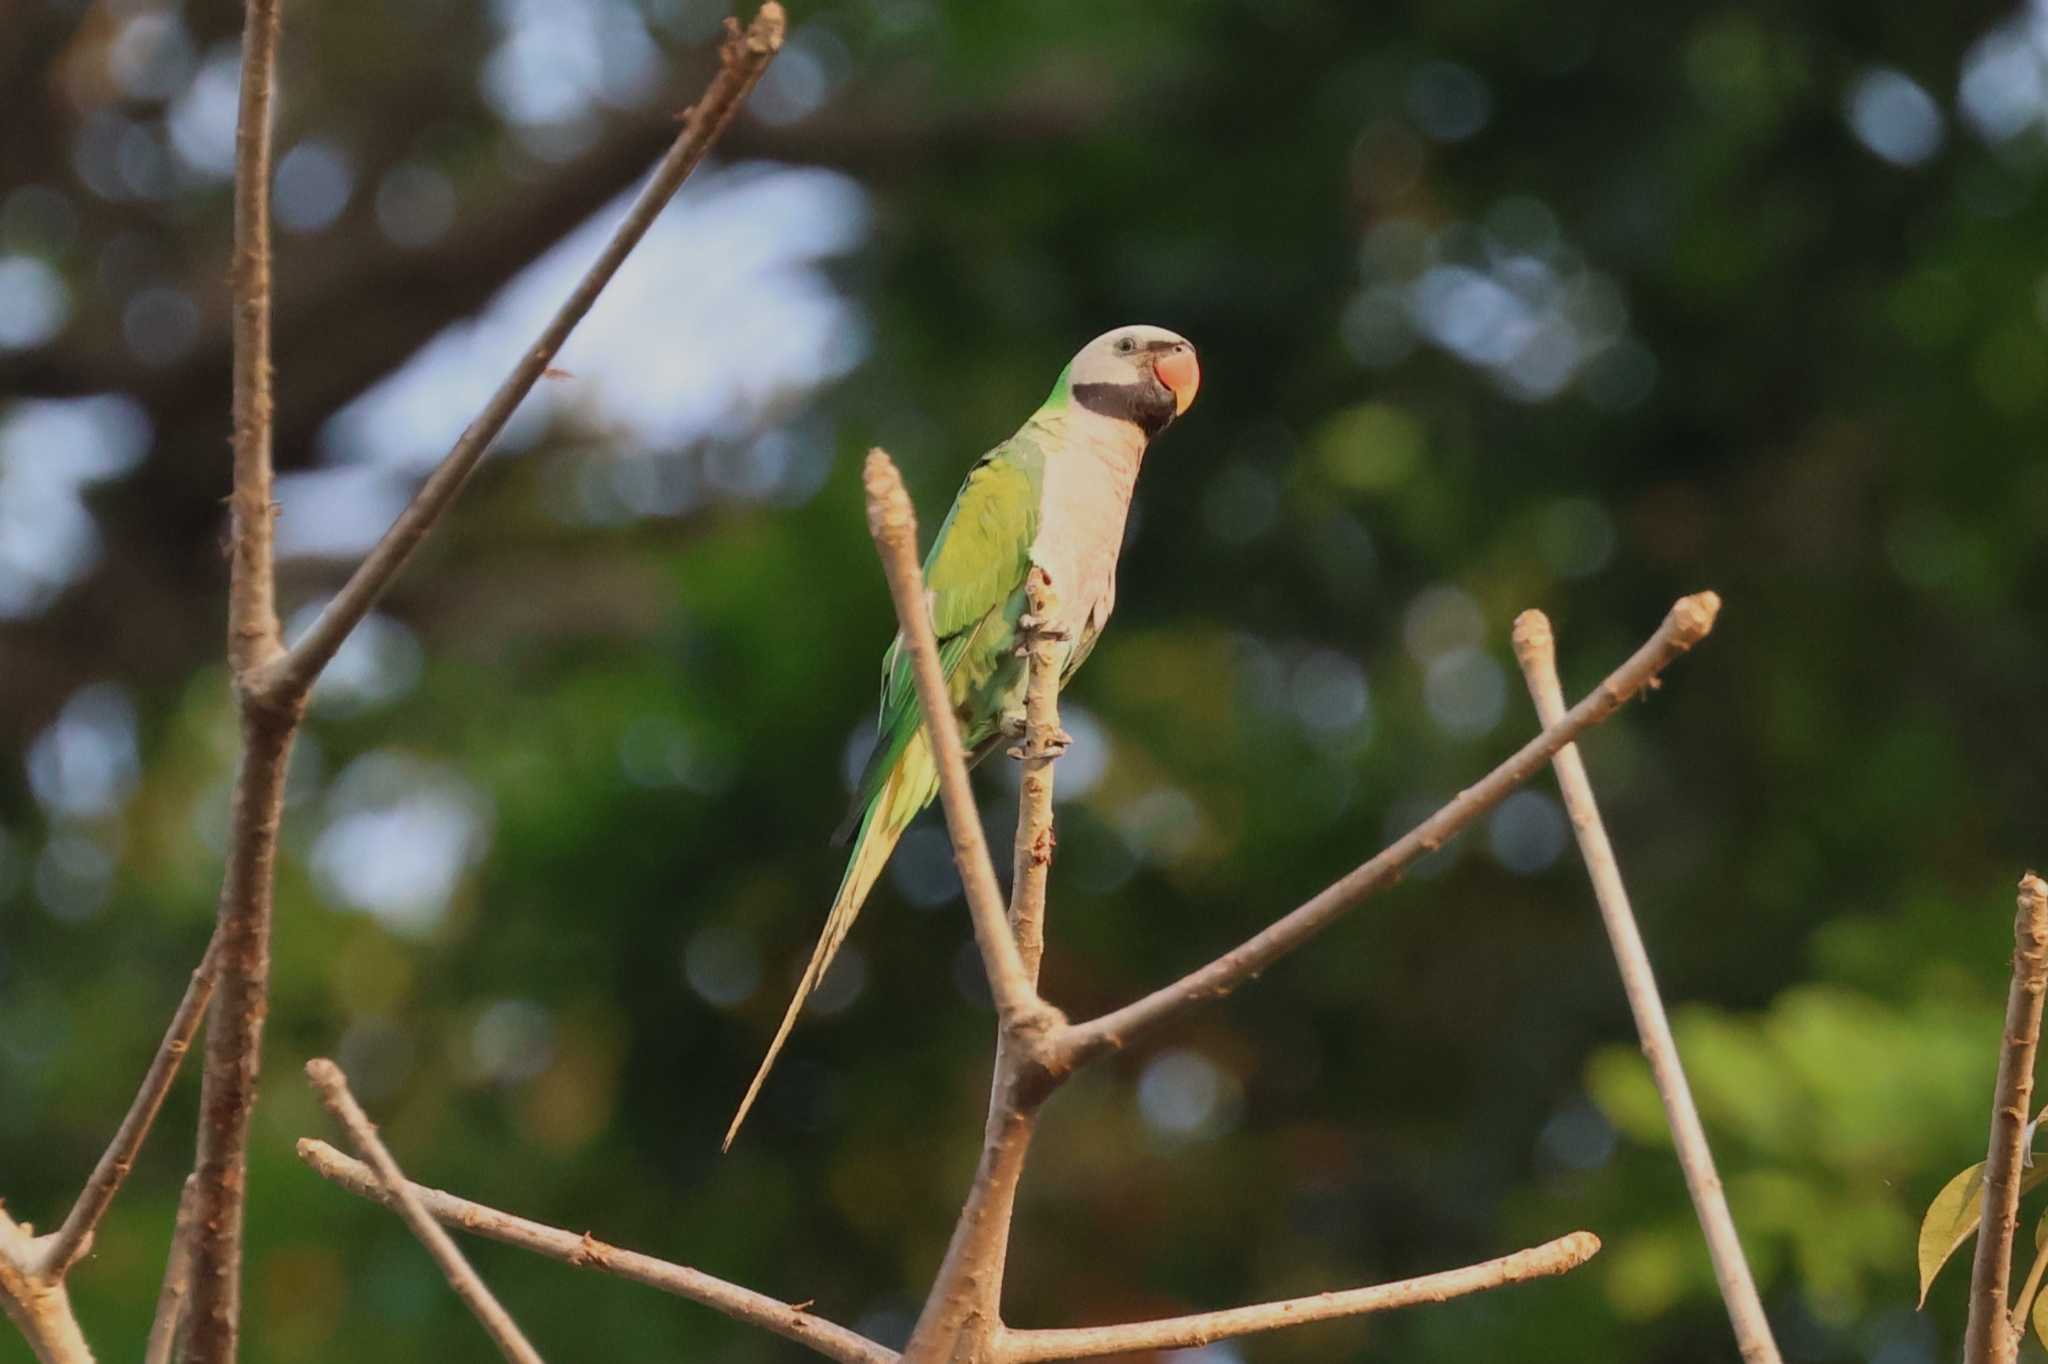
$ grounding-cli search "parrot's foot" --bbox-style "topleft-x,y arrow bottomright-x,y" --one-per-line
1006,724 -> 1073,761
1015,613 -> 1071,649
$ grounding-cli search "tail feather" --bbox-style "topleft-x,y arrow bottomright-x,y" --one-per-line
723,733 -> 936,1150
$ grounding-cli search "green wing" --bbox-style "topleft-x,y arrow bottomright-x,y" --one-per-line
836,437 -> 1044,839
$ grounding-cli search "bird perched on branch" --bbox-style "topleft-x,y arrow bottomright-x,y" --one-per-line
725,324 -> 1201,1148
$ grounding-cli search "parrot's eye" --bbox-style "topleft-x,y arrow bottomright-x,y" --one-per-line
1115,336 -> 1136,354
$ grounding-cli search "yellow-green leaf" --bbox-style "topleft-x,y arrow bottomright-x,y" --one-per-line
2034,1244 -> 2048,1350
1917,1161 -> 2048,1308
1920,1164 -> 1986,1308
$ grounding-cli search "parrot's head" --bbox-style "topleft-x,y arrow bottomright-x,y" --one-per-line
1068,325 -> 1199,437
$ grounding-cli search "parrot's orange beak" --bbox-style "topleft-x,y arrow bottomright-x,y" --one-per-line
1154,347 -> 1200,415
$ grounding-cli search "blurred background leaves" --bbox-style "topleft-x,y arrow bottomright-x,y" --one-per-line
5,0 -> 2048,1360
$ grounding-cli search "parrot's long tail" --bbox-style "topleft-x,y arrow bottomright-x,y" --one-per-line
723,731 -> 938,1150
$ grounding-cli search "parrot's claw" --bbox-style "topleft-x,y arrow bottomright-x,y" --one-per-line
1007,726 -> 1073,761
1016,613 -> 1071,644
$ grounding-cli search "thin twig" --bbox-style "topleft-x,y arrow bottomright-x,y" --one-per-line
1054,591 -> 1721,1073
993,1231 -> 1602,1362
184,0 -> 289,1355
36,937 -> 217,1280
143,1177 -> 199,1364
1512,608 -> 1780,1364
306,1061 -> 546,1364
1967,875 -> 2048,1364
298,1139 -> 895,1364
860,449 -> 1047,1031
901,572 -> 1066,1362
255,5 -> 786,704
0,1212 -> 93,1364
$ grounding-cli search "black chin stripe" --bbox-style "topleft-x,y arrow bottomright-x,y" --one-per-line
1073,380 -> 1176,438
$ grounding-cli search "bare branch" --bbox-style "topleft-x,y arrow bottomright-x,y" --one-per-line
994,1231 -> 1602,1362
0,1212 -> 94,1364
184,14 -> 785,1360
1967,874 -> 2048,1364
901,1107 -> 1040,1362
1055,591 -> 1721,1073
1512,609 -> 1780,1364
900,572 -> 1066,1362
1007,568 -> 1060,983
144,1178 -> 199,1364
860,449 -> 1047,1031
297,1139 -> 895,1364
224,0 -> 283,681
186,719 -> 297,1364
35,939 -> 216,1281
306,1061 -> 545,1364
256,5 -> 786,705
184,1 -> 291,1355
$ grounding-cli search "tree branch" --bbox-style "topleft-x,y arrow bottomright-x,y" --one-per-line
181,12 -> 784,1361
184,1 -> 291,1356
993,1231 -> 1602,1362
297,1139 -> 895,1364
224,0 -> 284,682
859,449 -> 1048,1034
0,1211 -> 93,1364
34,939 -> 217,1281
143,1178 -> 199,1364
1967,874 -> 2048,1364
900,571 -> 1066,1362
1007,568 -> 1060,984
1511,608 -> 1781,1364
1053,591 -> 1722,1073
254,5 -> 786,705
306,1061 -> 545,1364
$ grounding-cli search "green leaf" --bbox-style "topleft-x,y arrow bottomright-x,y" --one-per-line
1920,1164 -> 1986,1308
2034,1245 -> 2048,1351
1917,1161 -> 2048,1308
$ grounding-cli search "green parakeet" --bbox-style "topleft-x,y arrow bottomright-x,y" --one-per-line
725,325 -> 1201,1148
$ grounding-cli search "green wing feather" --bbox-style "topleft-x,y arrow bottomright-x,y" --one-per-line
836,437 -> 1045,837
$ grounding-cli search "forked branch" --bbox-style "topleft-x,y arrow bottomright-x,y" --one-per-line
179,0 -> 289,1355
256,6 -> 787,704
1513,607 -> 1780,1364
306,1061 -> 544,1364
175,9 -> 786,1364
1051,591 -> 1722,1074
36,937 -> 217,1281
0,1211 -> 93,1364
994,1231 -> 1601,1361
857,459 -> 1699,1361
297,1140 -> 895,1364
898,571 -> 1066,1361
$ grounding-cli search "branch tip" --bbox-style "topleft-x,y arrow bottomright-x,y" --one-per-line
995,1230 -> 1602,1362
744,2 -> 787,54
1670,590 -> 1722,645
862,448 -> 915,547
1509,609 -> 1554,668
307,1060 -> 545,1364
